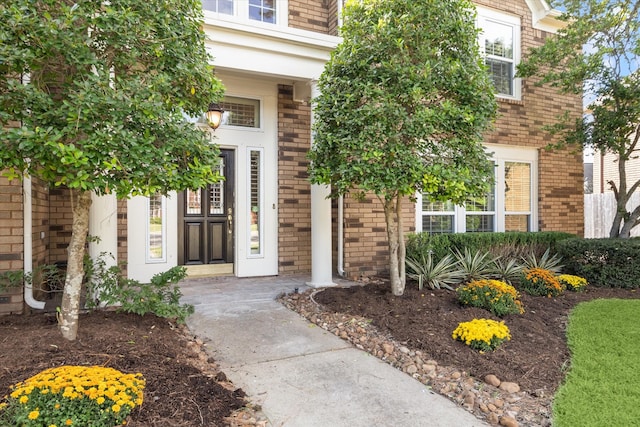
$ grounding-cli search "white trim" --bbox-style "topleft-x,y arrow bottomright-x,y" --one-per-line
247,147 -> 265,259
203,18 -> 339,81
219,94 -> 265,132
203,0 -> 289,29
145,195 -> 167,264
524,0 -> 566,33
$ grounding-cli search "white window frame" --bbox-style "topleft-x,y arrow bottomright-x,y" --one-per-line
219,94 -> 265,132
146,194 -> 167,263
247,147 -> 265,258
416,145 -> 538,233
202,0 -> 289,28
476,6 -> 522,101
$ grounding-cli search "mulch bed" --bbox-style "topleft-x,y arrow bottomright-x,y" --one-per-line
280,279 -> 640,426
0,310 -> 261,426
313,281 -> 640,393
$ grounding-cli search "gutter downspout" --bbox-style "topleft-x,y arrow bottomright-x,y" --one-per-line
23,175 -> 45,310
337,195 -> 345,277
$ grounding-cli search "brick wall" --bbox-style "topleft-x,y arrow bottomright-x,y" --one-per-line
342,195 -> 415,279
474,0 -> 584,236
0,176 -> 24,314
48,187 -> 73,264
0,176 -> 23,272
338,0 -> 584,278
288,0 -> 331,34
278,85 -> 312,273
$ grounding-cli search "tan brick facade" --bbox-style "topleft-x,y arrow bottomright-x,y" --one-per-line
1,0 -> 584,290
277,85 -> 313,274
281,0 -> 584,279
288,0 -> 339,35
0,176 -> 24,314
342,195 -> 415,279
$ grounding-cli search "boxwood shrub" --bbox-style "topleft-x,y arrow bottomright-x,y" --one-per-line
406,231 -> 575,263
556,238 -> 640,288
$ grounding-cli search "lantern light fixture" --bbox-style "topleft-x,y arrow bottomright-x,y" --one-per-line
206,103 -> 224,130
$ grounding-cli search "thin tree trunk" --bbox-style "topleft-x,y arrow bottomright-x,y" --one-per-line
59,190 -> 92,341
384,195 -> 405,296
396,194 -> 406,291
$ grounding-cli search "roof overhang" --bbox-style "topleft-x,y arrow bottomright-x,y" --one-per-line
524,0 -> 567,33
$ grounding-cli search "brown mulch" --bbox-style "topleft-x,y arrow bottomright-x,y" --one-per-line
0,310 -> 263,426
280,280 -> 640,426
312,281 -> 640,394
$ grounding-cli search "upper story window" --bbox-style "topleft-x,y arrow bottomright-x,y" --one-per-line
202,0 -> 286,26
477,7 -> 521,100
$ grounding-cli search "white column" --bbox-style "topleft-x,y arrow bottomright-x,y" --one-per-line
308,81 -> 336,287
89,193 -> 118,268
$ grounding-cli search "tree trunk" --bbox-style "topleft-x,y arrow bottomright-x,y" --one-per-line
59,190 -> 92,341
383,194 -> 405,296
619,204 -> 640,238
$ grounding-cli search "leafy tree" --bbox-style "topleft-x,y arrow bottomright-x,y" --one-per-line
308,0 -> 497,296
0,0 -> 224,340
517,0 -> 640,238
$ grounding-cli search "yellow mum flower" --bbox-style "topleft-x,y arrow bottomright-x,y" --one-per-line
19,395 -> 29,404
28,409 -> 40,420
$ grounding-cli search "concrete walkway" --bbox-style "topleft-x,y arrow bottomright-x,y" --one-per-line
180,275 -> 487,427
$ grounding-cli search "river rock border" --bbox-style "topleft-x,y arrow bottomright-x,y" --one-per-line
279,289 -> 553,427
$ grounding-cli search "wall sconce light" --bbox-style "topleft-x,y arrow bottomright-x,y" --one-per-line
206,103 -> 224,130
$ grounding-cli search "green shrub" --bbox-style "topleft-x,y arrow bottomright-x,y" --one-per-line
406,231 -> 575,263
85,254 -> 194,322
556,238 -> 640,288
456,279 -> 524,317
452,318 -> 511,352
520,267 -> 565,297
0,271 -> 24,293
0,365 -> 144,427
405,253 -> 463,290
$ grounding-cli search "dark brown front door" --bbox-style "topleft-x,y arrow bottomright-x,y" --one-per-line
178,149 -> 234,265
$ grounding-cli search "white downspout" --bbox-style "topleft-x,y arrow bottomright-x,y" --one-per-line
337,195 -> 345,277
23,175 -> 45,310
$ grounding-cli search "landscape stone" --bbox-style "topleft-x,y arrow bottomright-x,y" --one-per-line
485,374 -> 501,387
499,415 -> 519,427
499,382 -> 520,393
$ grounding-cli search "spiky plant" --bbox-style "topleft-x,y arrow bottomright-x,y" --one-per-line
453,248 -> 496,282
405,253 -> 464,290
522,248 -> 564,274
490,257 -> 524,286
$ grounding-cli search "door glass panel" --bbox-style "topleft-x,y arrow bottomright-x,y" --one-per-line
250,150 -> 261,255
147,194 -> 165,262
186,189 -> 202,215
209,158 -> 225,215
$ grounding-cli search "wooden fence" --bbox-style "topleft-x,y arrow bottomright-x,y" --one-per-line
584,192 -> 640,238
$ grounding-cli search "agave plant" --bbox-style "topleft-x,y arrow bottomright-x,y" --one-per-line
453,248 -> 496,282
405,253 -> 464,290
490,257 -> 524,286
522,248 -> 564,274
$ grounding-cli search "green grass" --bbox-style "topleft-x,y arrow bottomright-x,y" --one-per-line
553,299 -> 640,426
